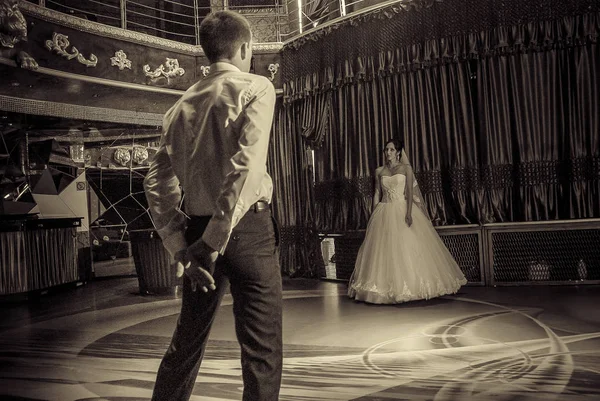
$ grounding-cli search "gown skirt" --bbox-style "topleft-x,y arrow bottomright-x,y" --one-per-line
348,174 -> 467,304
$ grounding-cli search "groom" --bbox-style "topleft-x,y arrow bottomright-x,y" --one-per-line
143,10 -> 282,401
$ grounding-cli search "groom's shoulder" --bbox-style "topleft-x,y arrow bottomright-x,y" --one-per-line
234,71 -> 271,88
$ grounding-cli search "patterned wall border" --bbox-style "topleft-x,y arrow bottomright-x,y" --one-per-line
20,2 -> 283,55
0,94 -> 164,126
253,42 -> 284,54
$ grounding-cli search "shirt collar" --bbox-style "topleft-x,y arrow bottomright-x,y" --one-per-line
209,62 -> 241,73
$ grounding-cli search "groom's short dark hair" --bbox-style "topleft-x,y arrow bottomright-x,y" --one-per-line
199,11 -> 252,64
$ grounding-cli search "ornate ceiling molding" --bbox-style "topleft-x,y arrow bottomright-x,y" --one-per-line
0,56 -> 184,96
20,2 -> 283,55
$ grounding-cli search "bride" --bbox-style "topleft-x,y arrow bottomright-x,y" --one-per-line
347,138 -> 467,304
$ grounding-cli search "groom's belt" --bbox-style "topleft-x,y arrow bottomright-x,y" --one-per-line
251,200 -> 270,213
190,201 -> 270,219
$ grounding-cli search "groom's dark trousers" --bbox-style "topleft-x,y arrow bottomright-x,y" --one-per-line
151,204 -> 283,401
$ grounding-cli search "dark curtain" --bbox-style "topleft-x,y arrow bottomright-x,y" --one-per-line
314,67 -> 386,231
477,54 -> 516,223
281,11 -> 600,233
310,52 -> 479,231
399,60 -> 479,226
478,18 -> 600,222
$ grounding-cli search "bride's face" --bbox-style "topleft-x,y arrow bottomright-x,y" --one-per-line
384,143 -> 398,162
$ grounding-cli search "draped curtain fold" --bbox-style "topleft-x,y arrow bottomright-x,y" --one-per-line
268,100 -> 323,277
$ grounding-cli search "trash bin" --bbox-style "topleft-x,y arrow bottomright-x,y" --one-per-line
129,229 -> 180,295
333,232 -> 365,281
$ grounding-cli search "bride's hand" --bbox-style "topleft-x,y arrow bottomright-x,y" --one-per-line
405,214 -> 413,227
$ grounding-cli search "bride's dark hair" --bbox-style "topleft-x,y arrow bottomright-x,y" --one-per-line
383,138 -> 404,153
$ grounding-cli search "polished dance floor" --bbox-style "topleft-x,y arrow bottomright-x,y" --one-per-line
1,278 -> 599,401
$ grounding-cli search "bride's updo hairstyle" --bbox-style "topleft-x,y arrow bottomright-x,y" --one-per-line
383,138 -> 405,154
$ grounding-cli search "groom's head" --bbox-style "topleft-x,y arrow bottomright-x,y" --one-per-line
199,11 -> 253,72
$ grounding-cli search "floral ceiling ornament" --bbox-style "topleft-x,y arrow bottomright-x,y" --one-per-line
110,50 -> 131,70
268,63 -> 279,82
143,57 -> 185,85
200,65 -> 210,77
45,32 -> 98,67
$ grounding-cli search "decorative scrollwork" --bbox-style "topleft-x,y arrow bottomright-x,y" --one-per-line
110,50 -> 131,70
143,58 -> 185,84
268,63 -> 279,81
45,32 -> 98,67
200,65 -> 210,77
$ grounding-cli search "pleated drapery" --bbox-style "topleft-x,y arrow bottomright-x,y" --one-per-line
0,225 -> 78,295
277,8 -> 600,237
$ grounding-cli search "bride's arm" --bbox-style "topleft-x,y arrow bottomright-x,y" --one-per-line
405,166 -> 414,226
372,167 -> 382,213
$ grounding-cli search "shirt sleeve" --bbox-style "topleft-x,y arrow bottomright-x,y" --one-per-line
143,119 -> 188,258
195,77 -> 276,255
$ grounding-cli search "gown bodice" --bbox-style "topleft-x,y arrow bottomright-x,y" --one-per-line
380,174 -> 406,203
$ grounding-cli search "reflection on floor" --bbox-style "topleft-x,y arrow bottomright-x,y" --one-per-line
1,278 -> 599,401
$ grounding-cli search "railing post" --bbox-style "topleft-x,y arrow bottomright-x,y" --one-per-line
193,0 -> 200,45
120,0 -> 127,30
339,0 -> 346,17
297,0 -> 303,34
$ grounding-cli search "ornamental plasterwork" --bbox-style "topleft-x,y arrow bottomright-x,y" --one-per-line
248,15 -> 280,43
252,42 -> 283,53
0,0 -> 27,48
20,1 -> 283,55
111,146 -> 150,167
268,63 -> 279,81
45,32 -> 98,67
200,65 -> 210,77
143,58 -> 185,84
237,7 -> 284,16
110,50 -> 131,70
113,148 -> 131,167
132,146 -> 149,165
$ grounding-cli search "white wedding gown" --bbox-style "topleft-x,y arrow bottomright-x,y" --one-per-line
348,173 -> 467,304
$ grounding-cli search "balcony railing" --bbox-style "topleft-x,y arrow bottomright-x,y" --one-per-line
24,0 -> 382,45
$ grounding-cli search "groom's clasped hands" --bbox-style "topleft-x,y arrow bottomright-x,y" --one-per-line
174,241 -> 218,293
